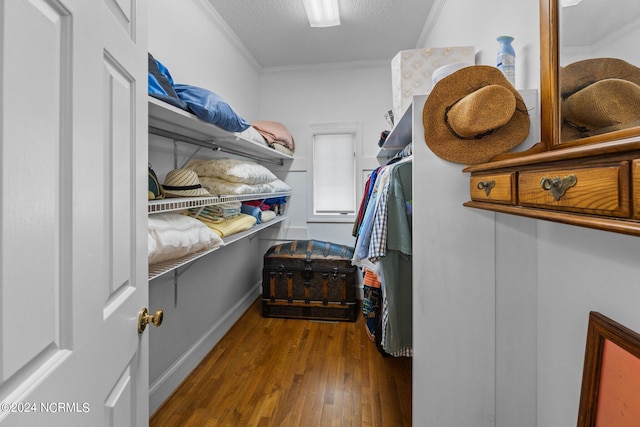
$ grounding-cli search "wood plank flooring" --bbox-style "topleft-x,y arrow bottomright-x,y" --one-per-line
150,298 -> 412,427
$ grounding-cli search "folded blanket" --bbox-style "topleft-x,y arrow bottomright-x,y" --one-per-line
186,207 -> 235,224
207,201 -> 242,218
252,120 -> 295,152
261,209 -> 277,223
198,213 -> 257,238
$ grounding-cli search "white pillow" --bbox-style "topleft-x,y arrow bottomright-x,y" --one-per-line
148,232 -> 157,261
188,158 -> 277,184
199,176 -> 273,195
267,179 -> 292,192
272,143 -> 294,157
148,213 -> 224,265
238,126 -> 268,145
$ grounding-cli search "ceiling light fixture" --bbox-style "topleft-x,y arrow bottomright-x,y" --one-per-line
302,0 -> 340,28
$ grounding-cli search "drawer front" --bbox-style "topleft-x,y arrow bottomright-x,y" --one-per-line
470,172 -> 516,204
518,162 -> 630,217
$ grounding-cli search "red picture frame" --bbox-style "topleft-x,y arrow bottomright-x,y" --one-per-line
577,311 -> 640,426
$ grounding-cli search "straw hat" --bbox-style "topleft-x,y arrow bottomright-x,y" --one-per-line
422,65 -> 530,165
560,58 -> 640,140
162,169 -> 211,198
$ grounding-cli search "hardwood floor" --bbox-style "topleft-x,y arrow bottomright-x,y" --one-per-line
150,298 -> 412,427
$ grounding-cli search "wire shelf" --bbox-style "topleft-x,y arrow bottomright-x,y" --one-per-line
148,191 -> 291,214
148,215 -> 287,281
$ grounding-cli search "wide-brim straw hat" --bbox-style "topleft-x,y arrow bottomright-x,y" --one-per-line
162,168 -> 211,198
560,58 -> 640,140
422,65 -> 530,165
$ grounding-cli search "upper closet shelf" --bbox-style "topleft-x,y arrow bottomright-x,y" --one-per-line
148,96 -> 293,166
378,102 -> 413,158
149,191 -> 291,215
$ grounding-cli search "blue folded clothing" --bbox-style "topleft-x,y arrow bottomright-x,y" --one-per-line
174,84 -> 250,132
148,54 -> 188,110
241,204 -> 262,224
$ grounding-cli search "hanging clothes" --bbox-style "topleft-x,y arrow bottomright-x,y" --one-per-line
352,154 -> 412,356
379,160 -> 412,356
352,167 -> 380,237
362,270 -> 382,342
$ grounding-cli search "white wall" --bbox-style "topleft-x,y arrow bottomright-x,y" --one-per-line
416,1 -> 541,421
148,0 -> 260,119
412,95 -> 499,426
424,0 -> 540,91
258,62 -> 392,248
535,225 -> 640,427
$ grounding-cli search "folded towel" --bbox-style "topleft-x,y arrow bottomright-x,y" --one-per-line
241,204 -> 263,224
198,213 -> 257,238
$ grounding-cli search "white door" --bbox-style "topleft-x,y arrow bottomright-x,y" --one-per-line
0,0 -> 150,426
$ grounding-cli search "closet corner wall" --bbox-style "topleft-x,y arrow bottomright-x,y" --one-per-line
409,95 -> 498,425
147,96 -> 292,414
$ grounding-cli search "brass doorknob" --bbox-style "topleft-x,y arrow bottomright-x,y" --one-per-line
138,308 -> 164,333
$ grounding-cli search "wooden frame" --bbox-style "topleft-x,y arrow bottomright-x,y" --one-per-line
577,312 -> 640,426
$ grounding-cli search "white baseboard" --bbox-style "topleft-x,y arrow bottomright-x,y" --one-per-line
149,283 -> 262,415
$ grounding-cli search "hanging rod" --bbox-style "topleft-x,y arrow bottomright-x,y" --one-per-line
149,125 -> 284,166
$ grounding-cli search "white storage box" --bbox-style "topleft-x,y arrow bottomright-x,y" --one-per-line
391,46 -> 475,122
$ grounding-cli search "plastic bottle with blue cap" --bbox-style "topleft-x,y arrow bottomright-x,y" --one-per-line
497,35 -> 516,87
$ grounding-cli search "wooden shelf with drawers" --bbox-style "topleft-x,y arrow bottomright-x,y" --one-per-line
463,140 -> 640,236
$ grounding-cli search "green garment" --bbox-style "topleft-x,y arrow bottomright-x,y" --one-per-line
380,161 -> 412,354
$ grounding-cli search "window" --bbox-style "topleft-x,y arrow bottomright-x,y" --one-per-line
307,123 -> 362,222
313,133 -> 355,214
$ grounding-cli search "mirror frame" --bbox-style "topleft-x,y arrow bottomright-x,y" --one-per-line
541,0 -> 640,152
540,0 -> 559,151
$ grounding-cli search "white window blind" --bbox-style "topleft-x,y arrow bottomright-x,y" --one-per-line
312,133 -> 356,215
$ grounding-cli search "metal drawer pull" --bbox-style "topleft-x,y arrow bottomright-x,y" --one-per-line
540,174 -> 577,201
477,180 -> 495,196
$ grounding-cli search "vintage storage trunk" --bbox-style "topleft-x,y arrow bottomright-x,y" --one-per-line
262,240 -> 358,321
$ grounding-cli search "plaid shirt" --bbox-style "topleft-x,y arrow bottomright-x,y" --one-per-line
368,178 -> 390,262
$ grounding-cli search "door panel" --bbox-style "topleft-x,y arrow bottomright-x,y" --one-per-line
105,364 -> 133,427
0,0 -> 148,425
104,0 -> 134,38
103,53 -> 134,300
1,0 -> 71,386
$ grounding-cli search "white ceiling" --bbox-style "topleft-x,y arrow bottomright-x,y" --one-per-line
203,1 -> 640,67
205,0 -> 436,68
